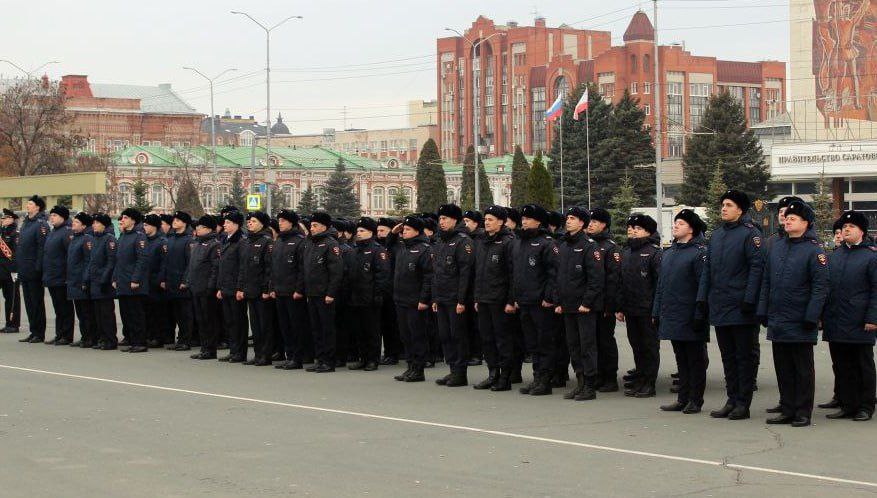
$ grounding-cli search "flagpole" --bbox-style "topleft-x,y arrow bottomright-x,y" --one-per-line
585,104 -> 591,210
559,114 -> 564,212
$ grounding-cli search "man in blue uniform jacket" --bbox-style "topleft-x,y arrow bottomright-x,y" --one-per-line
758,200 -> 829,427
44,205 -> 73,345
17,195 -> 50,343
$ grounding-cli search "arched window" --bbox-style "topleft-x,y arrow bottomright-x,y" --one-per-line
402,187 -> 413,210
282,184 -> 295,208
643,54 -> 651,73
447,188 -> 457,204
239,130 -> 254,147
372,186 -> 385,210
554,76 -> 569,100
314,186 -> 326,208
203,185 -> 214,210
218,186 -> 229,206
630,54 -> 638,73
118,182 -> 133,207
387,187 -> 398,211
151,183 -> 165,209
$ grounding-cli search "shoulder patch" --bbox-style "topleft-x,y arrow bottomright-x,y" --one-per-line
85,241 -> 92,250
162,244 -> 168,253
752,236 -> 761,248
817,253 -> 827,266
40,226 -> 48,235
613,252 -> 621,263
593,250 -> 601,261
464,244 -> 472,254
108,241 -> 116,250
67,234 -> 73,241
380,251 -> 388,260
332,246 -> 340,256
139,240 -> 146,249
552,246 -> 559,255
744,222 -> 754,229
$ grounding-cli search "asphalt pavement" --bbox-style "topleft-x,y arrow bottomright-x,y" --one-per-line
0,302 -> 875,497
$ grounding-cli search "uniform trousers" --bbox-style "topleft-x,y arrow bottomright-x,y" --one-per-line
248,297 -> 275,361
380,296 -> 401,359
435,303 -> 469,374
564,312 -> 598,377
518,304 -> 555,377
830,342 -> 876,415
220,296 -> 248,359
118,295 -> 146,347
396,305 -> 429,368
772,342 -> 815,419
596,313 -> 619,381
169,298 -> 194,346
275,296 -> 308,362
1,278 -> 20,329
476,303 -> 514,371
715,324 -> 760,408
671,340 -> 708,406
93,298 -> 117,346
72,299 -> 96,344
48,286 -> 74,341
193,294 -> 219,354
307,298 -> 336,365
21,279 -> 45,338
626,314 -> 660,382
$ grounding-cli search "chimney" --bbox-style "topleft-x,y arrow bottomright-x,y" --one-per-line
535,17 -> 546,28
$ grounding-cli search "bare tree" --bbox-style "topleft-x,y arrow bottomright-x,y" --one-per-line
0,78 -> 73,176
74,153 -> 117,213
162,147 -> 208,217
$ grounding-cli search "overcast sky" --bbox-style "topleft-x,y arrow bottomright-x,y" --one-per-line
1,0 -> 790,134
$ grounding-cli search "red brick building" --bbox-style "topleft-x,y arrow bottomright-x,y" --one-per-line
437,12 -> 786,161
60,74 -> 203,155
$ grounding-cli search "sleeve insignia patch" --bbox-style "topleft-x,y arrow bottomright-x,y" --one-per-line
817,253 -> 827,266
753,236 -> 761,248
613,253 -> 621,263
464,244 -> 472,254
593,250 -> 601,261
332,246 -> 340,256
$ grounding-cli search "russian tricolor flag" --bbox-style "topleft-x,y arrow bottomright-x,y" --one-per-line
545,95 -> 563,121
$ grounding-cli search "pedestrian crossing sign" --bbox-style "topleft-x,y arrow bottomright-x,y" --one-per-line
246,194 -> 261,211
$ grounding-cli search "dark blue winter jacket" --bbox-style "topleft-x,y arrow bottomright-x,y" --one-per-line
823,239 -> 877,345
144,233 -> 167,299
697,215 -> 764,326
113,228 -> 148,296
164,228 -> 193,299
653,235 -> 709,342
87,230 -> 116,300
758,228 -> 829,343
66,230 -> 92,300
42,223 -> 71,287
17,212 -> 49,281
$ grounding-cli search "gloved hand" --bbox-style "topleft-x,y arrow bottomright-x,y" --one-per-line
741,302 -> 755,315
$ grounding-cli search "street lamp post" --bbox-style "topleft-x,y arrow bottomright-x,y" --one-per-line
652,0 -> 664,236
0,59 -> 60,78
231,11 -> 302,213
444,28 -> 506,211
183,66 -> 237,180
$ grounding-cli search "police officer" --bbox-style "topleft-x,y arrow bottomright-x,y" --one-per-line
698,190 -> 764,420
114,208 -> 149,353
389,215 -> 432,382
333,218 -> 356,367
156,213 -> 175,344
87,213 -> 117,350
618,214 -> 662,398
347,217 -> 390,371
67,212 -> 95,348
44,205 -> 74,345
272,209 -> 308,370
759,200 -> 829,427
587,208 -> 622,392
241,211 -> 274,366
215,210 -> 248,363
303,211 -> 344,373
432,204 -> 474,387
473,205 -> 515,391
163,212 -> 195,350
462,209 -> 484,367
816,216 -> 847,411
504,206 -> 526,382
822,210 -> 876,422
376,217 -> 402,366
555,207 -> 605,401
0,209 -> 20,334
514,204 -> 559,396
142,214 -> 168,348
654,209 -> 709,414
17,195 -> 49,344
185,215 -> 220,360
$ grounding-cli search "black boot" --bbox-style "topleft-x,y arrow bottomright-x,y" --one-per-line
435,373 -> 452,385
473,368 -> 498,390
598,378 -> 619,393
529,374 -> 552,396
394,362 -> 413,381
634,380 -> 656,398
490,369 -> 512,392
575,376 -> 596,401
510,365 -> 523,384
445,371 -> 468,387
404,366 -> 425,382
564,373 -> 585,400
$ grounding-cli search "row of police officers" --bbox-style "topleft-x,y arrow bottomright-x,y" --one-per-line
1,190 -> 875,427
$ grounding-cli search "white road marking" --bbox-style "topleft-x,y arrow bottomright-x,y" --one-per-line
2,363 -> 875,489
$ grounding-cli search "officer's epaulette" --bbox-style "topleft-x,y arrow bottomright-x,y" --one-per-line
869,246 -> 877,252
651,243 -> 660,249
810,239 -> 820,245
744,222 -> 754,228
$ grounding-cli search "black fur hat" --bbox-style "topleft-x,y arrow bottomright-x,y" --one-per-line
73,211 -> 93,226
311,211 -> 333,228
627,213 -> 657,234
674,209 -> 706,236
783,200 -> 815,226
277,209 -> 299,225
589,207 -> 611,228
49,205 -> 70,220
357,217 -> 378,233
566,206 -> 590,224
838,210 -> 868,234
195,215 -> 217,230
402,215 -> 424,232
92,213 -> 112,227
28,195 -> 46,211
437,204 -> 463,221
224,210 -> 245,226
246,210 -> 270,227
483,205 -> 507,221
172,211 -> 192,225
143,213 -> 162,229
520,204 -> 548,225
720,189 -> 751,213
120,207 -> 143,223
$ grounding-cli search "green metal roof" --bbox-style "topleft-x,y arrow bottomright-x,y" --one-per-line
111,145 -> 530,173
